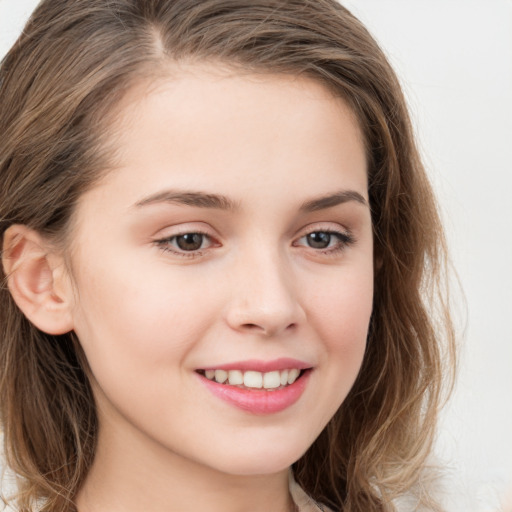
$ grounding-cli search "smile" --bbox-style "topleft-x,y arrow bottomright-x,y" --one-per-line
196,360 -> 313,415
198,368 -> 302,390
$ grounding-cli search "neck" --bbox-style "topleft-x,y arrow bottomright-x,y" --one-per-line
75,414 -> 294,512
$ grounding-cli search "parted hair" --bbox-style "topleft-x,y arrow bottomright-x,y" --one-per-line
0,1 -> 455,511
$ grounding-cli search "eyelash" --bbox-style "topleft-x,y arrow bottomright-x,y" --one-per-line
154,228 -> 355,259
294,229 -> 355,256
154,230 -> 214,259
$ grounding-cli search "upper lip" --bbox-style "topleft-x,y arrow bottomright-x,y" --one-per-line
198,358 -> 313,373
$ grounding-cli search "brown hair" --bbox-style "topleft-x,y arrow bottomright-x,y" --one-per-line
0,1 -> 456,510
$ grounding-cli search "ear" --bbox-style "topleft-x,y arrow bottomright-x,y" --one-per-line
2,225 -> 74,335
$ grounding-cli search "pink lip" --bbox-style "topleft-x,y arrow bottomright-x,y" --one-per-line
199,358 -> 312,373
197,368 -> 312,415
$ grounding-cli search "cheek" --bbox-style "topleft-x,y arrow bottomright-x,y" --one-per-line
311,268 -> 373,350
290,265 -> 373,435
69,262 -> 224,430
70,257 -> 219,379
306,265 -> 373,404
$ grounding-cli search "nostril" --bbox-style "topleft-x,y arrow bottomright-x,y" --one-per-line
241,321 -> 297,336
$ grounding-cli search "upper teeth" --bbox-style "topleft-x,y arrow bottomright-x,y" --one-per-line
204,368 -> 301,389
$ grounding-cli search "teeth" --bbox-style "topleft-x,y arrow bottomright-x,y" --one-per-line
287,368 -> 300,385
228,370 -> 243,385
203,368 -> 303,389
214,369 -> 228,384
263,371 -> 281,389
244,371 -> 263,388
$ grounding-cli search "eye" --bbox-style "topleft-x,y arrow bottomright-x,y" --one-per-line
295,229 -> 354,254
154,231 -> 216,257
305,232 -> 335,249
174,233 -> 207,251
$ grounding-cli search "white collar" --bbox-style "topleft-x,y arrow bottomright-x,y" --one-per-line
289,471 -> 333,512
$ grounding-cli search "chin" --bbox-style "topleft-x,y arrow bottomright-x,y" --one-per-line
207,443 -> 307,477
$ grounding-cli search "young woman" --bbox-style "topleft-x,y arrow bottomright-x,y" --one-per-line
0,1 -> 456,511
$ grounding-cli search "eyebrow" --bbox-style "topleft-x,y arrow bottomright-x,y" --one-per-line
134,188 -> 368,212
299,190 -> 368,212
134,190 -> 239,211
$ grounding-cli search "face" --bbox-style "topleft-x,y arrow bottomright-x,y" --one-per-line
67,65 -> 373,476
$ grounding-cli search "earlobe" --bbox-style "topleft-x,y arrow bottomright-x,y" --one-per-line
2,225 -> 74,335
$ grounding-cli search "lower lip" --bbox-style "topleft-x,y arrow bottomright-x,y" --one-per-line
197,370 -> 311,415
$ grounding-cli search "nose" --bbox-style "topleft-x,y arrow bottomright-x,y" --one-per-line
224,248 -> 306,338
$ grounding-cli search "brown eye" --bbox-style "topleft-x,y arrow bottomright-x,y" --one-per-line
306,232 -> 332,249
155,230 -> 217,258
176,233 -> 205,251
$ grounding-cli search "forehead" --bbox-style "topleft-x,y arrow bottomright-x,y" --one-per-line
77,63 -> 368,220
108,64 -> 364,173
112,62 -> 362,136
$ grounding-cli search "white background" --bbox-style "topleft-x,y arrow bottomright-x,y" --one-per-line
1,1 -> 511,510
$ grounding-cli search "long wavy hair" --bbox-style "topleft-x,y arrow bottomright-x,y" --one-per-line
0,1 -> 456,510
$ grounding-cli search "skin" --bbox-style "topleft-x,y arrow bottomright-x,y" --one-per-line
46,66 -> 373,512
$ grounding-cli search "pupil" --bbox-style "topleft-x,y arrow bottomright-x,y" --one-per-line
177,233 -> 203,251
307,232 -> 331,249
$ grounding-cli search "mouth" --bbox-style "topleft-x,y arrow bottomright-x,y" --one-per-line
196,368 -> 308,391
195,363 -> 313,414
